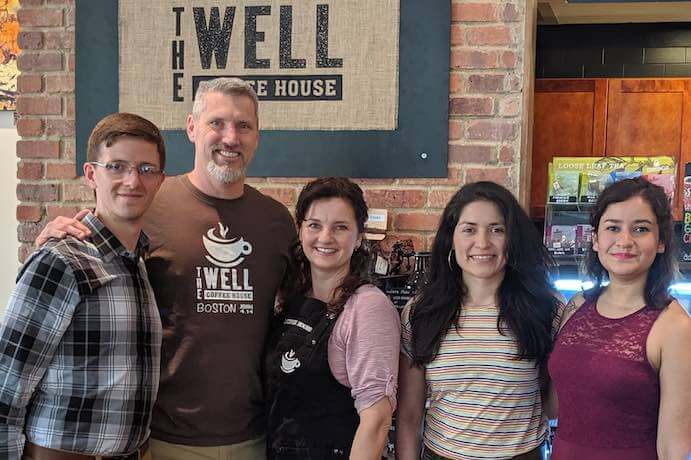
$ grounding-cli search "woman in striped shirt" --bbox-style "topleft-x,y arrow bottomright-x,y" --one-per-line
396,181 -> 561,460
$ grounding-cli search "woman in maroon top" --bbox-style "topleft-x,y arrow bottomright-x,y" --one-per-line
548,178 -> 691,460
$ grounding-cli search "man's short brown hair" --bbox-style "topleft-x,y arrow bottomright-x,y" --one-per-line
87,113 -> 166,168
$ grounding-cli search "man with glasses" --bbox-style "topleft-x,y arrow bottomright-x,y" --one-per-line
35,78 -> 296,459
0,113 -> 165,459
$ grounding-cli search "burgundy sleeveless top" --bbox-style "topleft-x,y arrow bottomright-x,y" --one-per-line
548,298 -> 663,460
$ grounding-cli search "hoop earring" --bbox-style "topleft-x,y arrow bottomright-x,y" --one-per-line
448,249 -> 456,270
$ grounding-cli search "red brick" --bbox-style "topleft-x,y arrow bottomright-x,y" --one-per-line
16,118 -> 43,137
47,0 -> 75,4
451,49 -> 497,69
18,222 -> 45,243
45,162 -> 77,179
425,233 -> 436,251
47,205 -> 83,220
19,243 -> 35,264
364,190 -> 426,208
509,75 -> 522,92
449,96 -> 493,116
499,95 -> 520,116
449,72 -> 462,94
45,119 -> 74,137
449,120 -> 462,141
17,161 -> 43,180
451,24 -> 464,46
62,182 -> 94,202
18,8 -> 63,27
452,3 -> 497,22
17,183 -> 58,202
501,3 -> 521,22
65,4 -> 75,26
44,31 -> 74,49
449,144 -> 494,164
67,52 -> 75,71
466,120 -> 517,141
62,139 -> 75,159
257,187 -> 296,207
467,74 -> 505,93
464,167 -> 512,187
17,74 -> 42,93
394,212 -> 442,231
17,31 -> 43,50
17,204 -> 42,222
499,145 -> 515,163
500,51 -> 518,69
428,190 -> 458,208
65,95 -> 75,118
351,178 -> 396,186
467,26 -> 513,46
399,167 -> 462,186
17,140 -> 60,159
20,0 -> 44,6
45,74 -> 74,93
16,95 -> 61,115
17,52 -> 63,72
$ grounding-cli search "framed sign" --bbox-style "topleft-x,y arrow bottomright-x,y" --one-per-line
76,1 -> 449,177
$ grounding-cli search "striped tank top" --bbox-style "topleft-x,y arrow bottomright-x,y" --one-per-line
401,303 -> 546,460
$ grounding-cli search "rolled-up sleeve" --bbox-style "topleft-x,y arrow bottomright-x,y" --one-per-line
328,287 -> 401,413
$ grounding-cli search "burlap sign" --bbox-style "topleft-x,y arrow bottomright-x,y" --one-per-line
119,0 -> 400,131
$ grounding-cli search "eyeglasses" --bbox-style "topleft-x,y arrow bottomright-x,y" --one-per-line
89,160 -> 163,179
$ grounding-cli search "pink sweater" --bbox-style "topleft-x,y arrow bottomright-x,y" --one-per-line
327,284 -> 400,413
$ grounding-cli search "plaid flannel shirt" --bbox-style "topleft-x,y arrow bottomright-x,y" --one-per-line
0,212 -> 161,459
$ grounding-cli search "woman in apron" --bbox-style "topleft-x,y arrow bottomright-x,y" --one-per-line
265,177 -> 400,459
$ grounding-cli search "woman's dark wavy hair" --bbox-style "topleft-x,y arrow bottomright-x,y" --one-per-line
409,181 -> 560,367
583,177 -> 675,309
281,177 -> 371,314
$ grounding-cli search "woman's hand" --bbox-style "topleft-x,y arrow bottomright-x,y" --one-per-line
349,397 -> 392,460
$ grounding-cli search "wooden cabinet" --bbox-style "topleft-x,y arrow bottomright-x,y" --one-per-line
531,78 -> 691,219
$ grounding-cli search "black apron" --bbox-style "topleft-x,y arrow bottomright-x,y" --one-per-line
265,295 -> 360,459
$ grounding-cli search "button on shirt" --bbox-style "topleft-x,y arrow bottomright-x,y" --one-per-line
0,212 -> 162,459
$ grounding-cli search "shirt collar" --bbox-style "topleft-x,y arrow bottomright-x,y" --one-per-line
83,212 -> 150,260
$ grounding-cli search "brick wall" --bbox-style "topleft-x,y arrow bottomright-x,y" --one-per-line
16,0 -> 531,260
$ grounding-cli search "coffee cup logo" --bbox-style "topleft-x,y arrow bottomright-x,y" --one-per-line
203,223 -> 253,268
280,349 -> 301,374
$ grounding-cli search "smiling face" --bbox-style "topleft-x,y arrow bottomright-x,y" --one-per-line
299,197 -> 363,279
452,200 -> 508,287
84,137 -> 164,227
187,91 -> 259,193
592,195 -> 664,284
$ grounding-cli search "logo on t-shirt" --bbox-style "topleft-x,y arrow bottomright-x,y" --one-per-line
280,349 -> 301,374
203,223 -> 253,268
196,222 -> 255,315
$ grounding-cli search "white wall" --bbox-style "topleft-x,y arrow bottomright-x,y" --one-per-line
0,111 -> 19,314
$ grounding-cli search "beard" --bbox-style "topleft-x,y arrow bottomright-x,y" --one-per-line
206,160 -> 245,184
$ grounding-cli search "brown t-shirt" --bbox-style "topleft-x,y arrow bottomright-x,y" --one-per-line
143,175 -> 295,445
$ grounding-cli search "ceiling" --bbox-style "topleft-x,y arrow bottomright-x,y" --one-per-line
538,1 -> 691,24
